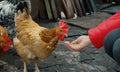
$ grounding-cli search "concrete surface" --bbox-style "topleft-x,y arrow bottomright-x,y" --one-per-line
0,12 -> 120,72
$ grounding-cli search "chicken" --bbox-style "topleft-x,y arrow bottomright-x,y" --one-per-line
0,25 -> 12,56
13,1 -> 69,72
0,0 -> 31,45
0,0 -> 16,25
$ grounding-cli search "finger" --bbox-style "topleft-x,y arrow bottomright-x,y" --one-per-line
64,41 -> 75,51
64,41 -> 72,48
71,38 -> 81,44
71,40 -> 78,44
65,41 -> 80,51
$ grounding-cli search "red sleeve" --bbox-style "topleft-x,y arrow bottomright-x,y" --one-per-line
88,11 -> 120,48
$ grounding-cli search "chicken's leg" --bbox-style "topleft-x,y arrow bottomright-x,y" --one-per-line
23,62 -> 27,72
35,63 -> 40,72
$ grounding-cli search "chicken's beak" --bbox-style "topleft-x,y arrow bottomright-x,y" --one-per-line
64,33 -> 68,37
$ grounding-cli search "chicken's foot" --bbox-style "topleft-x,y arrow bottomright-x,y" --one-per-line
23,62 -> 27,72
35,63 -> 40,72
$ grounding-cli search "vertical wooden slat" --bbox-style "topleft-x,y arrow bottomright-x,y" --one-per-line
44,0 -> 53,20
39,0 -> 47,19
74,0 -> 83,17
71,0 -> 78,16
50,0 -> 58,20
89,0 -> 97,12
61,0 -> 74,18
79,0 -> 86,15
31,0 -> 41,20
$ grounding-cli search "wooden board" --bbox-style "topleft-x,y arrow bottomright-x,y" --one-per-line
66,0 -> 74,17
54,0 -> 62,18
61,0 -> 74,18
89,0 -> 97,12
70,0 -> 78,15
79,0 -> 86,15
44,0 -> 53,20
39,0 -> 47,19
30,0 -> 41,19
74,0 -> 83,17
83,0 -> 93,14
50,0 -> 58,20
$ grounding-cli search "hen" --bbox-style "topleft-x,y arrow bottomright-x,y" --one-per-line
0,25 -> 12,56
0,0 -> 31,26
0,0 -> 31,45
13,1 -> 69,72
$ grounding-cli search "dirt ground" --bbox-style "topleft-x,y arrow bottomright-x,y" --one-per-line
0,12 -> 120,72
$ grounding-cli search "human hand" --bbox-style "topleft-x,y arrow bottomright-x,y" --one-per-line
64,35 -> 91,51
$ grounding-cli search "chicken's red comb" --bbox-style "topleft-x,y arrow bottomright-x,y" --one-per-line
58,20 -> 69,33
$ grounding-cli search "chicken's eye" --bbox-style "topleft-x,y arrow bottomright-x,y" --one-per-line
60,30 -> 63,32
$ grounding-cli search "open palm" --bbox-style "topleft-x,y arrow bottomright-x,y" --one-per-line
65,35 -> 91,51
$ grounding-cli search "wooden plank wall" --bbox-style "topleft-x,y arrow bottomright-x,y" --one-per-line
30,0 -> 120,21
31,0 -> 98,21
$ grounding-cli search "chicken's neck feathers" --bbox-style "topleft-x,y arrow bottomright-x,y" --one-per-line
40,26 -> 60,43
45,36 -> 59,54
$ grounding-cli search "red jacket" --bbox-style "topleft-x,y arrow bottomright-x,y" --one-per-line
88,11 -> 120,48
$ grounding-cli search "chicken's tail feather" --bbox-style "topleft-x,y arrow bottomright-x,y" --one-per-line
16,1 -> 30,16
